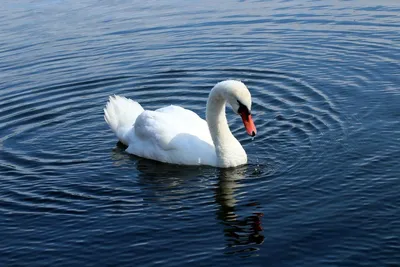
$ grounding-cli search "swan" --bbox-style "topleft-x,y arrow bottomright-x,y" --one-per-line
104,80 -> 257,168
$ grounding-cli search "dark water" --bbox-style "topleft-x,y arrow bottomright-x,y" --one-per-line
1,0 -> 399,266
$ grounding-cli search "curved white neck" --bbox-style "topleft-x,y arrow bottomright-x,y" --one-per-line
206,87 -> 247,167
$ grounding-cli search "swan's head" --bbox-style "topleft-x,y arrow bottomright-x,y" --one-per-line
215,80 -> 257,137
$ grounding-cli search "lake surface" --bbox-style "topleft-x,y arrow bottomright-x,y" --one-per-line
1,0 -> 399,266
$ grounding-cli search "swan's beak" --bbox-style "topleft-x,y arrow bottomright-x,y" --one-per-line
240,113 -> 257,137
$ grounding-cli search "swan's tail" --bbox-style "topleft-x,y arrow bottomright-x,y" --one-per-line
104,95 -> 144,145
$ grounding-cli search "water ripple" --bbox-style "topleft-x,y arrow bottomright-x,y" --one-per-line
1,0 -> 399,266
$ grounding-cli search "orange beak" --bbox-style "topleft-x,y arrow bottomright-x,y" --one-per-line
240,113 -> 257,137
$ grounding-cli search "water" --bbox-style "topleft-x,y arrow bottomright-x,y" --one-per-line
1,0 -> 399,266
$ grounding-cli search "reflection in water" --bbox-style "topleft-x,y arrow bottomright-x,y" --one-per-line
215,167 -> 265,255
111,141 -> 214,203
135,157 -> 214,204
111,144 -> 264,255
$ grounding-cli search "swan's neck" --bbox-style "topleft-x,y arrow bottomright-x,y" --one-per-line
206,90 -> 246,167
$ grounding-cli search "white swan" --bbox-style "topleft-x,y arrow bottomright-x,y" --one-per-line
104,80 -> 257,168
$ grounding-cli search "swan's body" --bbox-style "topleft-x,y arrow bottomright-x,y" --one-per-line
104,80 -> 256,168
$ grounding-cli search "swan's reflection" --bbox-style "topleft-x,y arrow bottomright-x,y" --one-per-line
111,142 -> 213,203
215,166 -> 264,253
111,143 -> 264,254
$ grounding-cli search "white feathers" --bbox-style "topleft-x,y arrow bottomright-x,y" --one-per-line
104,95 -> 144,145
104,80 -> 253,167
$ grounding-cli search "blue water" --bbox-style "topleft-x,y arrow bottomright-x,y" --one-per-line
1,0 -> 399,266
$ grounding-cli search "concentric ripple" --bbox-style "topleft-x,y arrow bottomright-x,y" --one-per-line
1,0 -> 399,266
0,66 -> 345,218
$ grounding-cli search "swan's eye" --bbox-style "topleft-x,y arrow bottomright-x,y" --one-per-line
237,100 -> 251,115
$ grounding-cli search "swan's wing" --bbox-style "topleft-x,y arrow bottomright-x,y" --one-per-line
126,106 -> 215,165
133,106 -> 211,148
155,105 -> 212,142
133,110 -> 179,150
